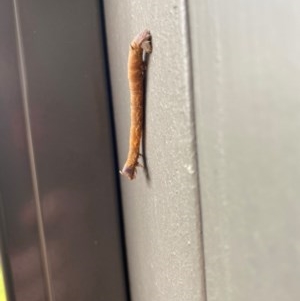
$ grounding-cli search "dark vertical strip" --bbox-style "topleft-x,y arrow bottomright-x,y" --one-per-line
97,1 -> 131,300
0,193 -> 15,301
11,1 -> 54,301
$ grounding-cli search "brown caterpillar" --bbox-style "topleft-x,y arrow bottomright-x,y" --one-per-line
120,29 -> 152,180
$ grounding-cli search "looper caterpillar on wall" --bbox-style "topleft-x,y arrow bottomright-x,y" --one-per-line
120,29 -> 152,180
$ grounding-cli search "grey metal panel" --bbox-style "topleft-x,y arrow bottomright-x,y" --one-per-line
0,1 -> 128,301
0,0 -> 48,300
189,0 -> 300,301
103,1 -> 205,301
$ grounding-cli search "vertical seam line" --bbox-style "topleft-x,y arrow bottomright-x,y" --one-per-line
12,1 -> 54,301
183,0 -> 208,300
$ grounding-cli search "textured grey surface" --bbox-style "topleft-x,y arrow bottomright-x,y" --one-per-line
104,1 -> 205,301
189,0 -> 300,300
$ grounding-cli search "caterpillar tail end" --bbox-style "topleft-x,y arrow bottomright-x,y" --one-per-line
120,160 -> 144,180
120,165 -> 137,180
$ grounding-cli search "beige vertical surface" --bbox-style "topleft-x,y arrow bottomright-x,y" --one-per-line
189,0 -> 300,301
104,1 -> 205,301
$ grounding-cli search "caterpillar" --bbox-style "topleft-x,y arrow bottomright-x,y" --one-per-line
120,29 -> 152,180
